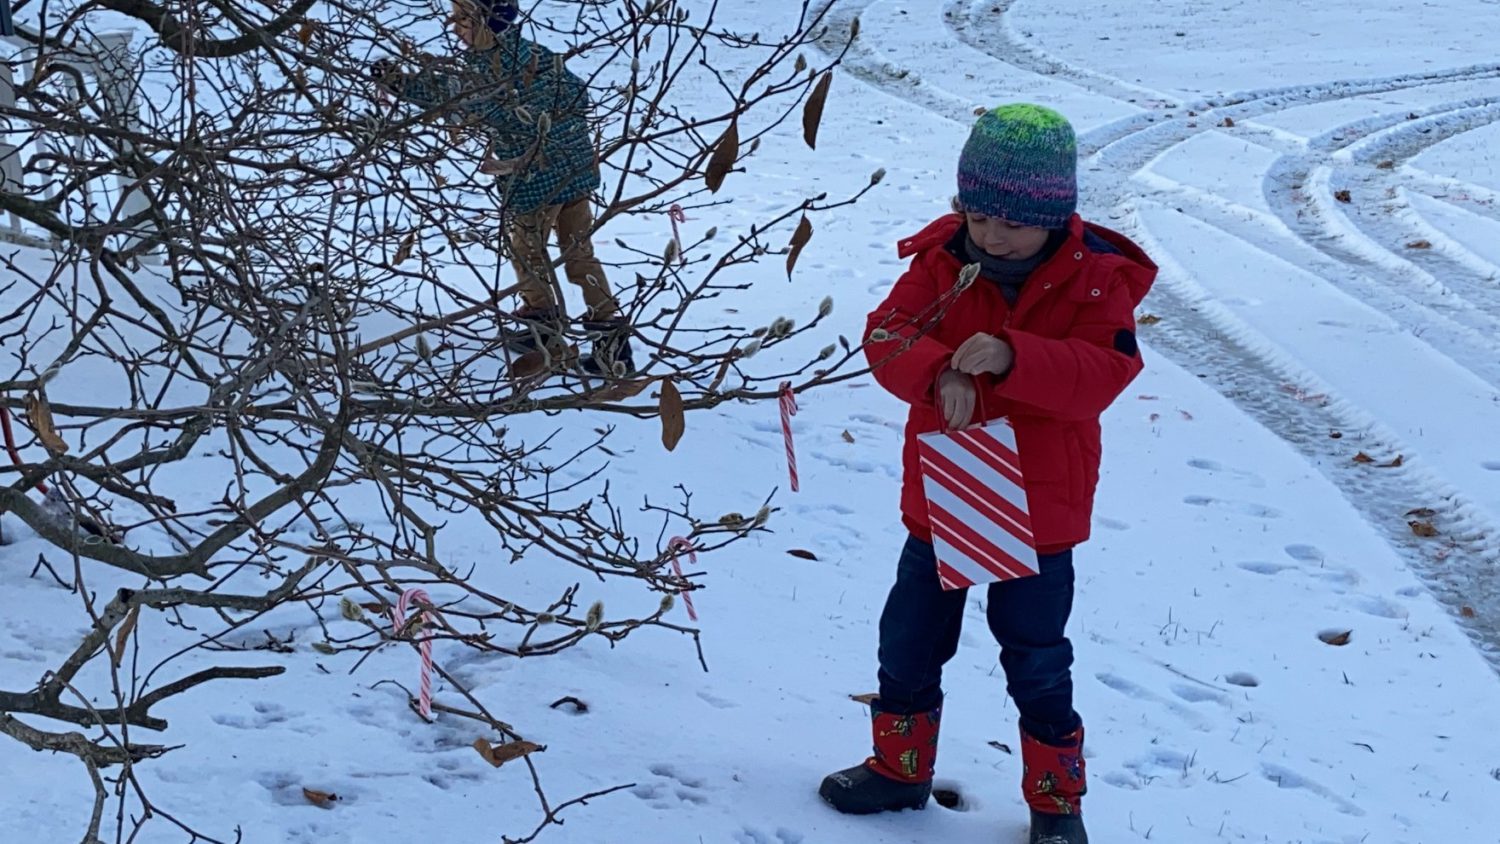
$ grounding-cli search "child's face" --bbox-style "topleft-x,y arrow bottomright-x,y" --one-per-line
964,212 -> 1050,261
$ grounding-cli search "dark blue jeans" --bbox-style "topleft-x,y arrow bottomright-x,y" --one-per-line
877,534 -> 1082,745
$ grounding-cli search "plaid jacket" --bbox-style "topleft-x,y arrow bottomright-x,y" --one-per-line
389,30 -> 599,216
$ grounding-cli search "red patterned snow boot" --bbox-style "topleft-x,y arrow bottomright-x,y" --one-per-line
819,698 -> 940,815
1021,725 -> 1089,844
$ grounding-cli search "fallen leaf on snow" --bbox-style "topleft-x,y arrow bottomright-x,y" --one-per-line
1334,189 -> 1353,203
1319,629 -> 1353,646
1376,160 -> 1397,170
302,788 -> 339,808
1138,313 -> 1163,325
1409,520 -> 1439,538
849,693 -> 879,705
987,740 -> 1013,754
1219,117 -> 1235,128
473,738 -> 544,768
787,549 -> 819,561
1405,240 -> 1432,249
841,430 -> 856,444
1385,454 -> 1405,468
1353,452 -> 1376,464
1461,606 -> 1477,618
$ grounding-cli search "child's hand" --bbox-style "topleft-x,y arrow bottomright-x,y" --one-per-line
937,369 -> 977,429
951,332 -> 1014,376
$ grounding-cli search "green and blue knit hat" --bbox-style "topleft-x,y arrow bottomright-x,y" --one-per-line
956,104 -> 1078,229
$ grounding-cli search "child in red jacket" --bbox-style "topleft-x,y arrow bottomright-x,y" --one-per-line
820,104 -> 1157,844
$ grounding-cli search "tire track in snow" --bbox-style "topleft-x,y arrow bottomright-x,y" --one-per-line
814,0 -> 1500,667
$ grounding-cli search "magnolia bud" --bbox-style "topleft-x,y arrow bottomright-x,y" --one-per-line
818,344 -> 836,361
536,612 -> 555,625
704,227 -> 717,241
415,334 -> 433,361
339,597 -> 364,621
870,168 -> 886,186
753,506 -> 772,527
585,600 -> 604,632
957,262 -> 981,290
739,340 -> 761,359
868,328 -> 892,342
817,295 -> 834,317
660,594 -> 676,612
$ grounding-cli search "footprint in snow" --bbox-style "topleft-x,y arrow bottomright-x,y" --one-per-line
1170,683 -> 1231,706
1237,560 -> 1296,576
1482,461 -> 1500,471
735,828 -> 804,844
1283,544 -> 1324,564
1224,672 -> 1260,688
211,701 -> 295,730
1351,594 -> 1408,620
1261,763 -> 1364,816
1186,457 -> 1266,487
1095,516 -> 1132,531
1182,495 -> 1281,519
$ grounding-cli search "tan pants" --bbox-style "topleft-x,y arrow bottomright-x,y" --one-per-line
509,198 -> 619,321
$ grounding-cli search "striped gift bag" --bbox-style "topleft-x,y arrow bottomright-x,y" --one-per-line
916,417 -> 1039,590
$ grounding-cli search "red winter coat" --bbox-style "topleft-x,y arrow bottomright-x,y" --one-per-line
864,214 -> 1158,554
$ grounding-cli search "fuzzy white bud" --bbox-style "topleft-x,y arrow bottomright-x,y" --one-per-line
870,168 -> 886,186
585,600 -> 604,632
339,597 -> 364,621
818,344 -> 837,361
868,328 -> 892,343
817,296 -> 834,317
660,593 -> 676,612
957,263 -> 981,290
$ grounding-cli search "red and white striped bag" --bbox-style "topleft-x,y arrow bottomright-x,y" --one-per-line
916,406 -> 1039,590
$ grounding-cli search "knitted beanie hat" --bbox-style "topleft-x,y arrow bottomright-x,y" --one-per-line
956,104 -> 1078,229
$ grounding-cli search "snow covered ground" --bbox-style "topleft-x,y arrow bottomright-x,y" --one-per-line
6,0 -> 1500,842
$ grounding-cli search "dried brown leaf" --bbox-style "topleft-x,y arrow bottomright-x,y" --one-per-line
841,430 -> 855,444
1220,117 -> 1235,128
297,20 -> 317,46
302,788 -> 338,808
1461,606 -> 1477,618
473,738 -> 544,768
1376,159 -> 1396,170
1319,629 -> 1353,646
591,377 -> 654,403
1405,240 -> 1432,250
1138,313 -> 1162,325
1334,189 -> 1353,203
1384,454 -> 1405,468
112,605 -> 140,668
1352,451 -> 1375,464
987,740 -> 1013,754
24,393 -> 68,454
659,379 -> 685,451
1409,520 -> 1439,538
787,549 -> 819,561
849,692 -> 878,705
786,216 -> 814,279
394,231 -> 415,265
803,72 -> 833,150
704,122 -> 740,193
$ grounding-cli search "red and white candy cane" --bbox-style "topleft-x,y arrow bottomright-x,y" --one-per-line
667,537 -> 698,621
667,204 -> 688,263
390,587 -> 435,720
779,382 -> 800,492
